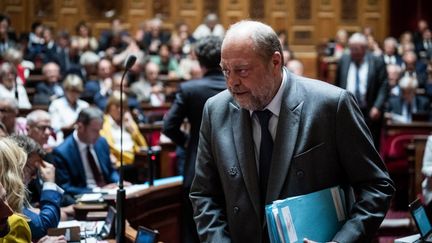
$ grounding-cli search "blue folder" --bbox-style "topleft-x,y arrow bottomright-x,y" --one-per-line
266,186 -> 349,243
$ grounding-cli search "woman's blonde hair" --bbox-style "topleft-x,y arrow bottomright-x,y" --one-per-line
105,90 -> 128,114
0,137 -> 27,213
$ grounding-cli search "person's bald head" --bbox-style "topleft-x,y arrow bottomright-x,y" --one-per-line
223,20 -> 284,68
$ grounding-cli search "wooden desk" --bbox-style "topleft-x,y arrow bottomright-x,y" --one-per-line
105,180 -> 182,243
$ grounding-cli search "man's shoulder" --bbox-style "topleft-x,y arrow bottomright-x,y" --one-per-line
181,75 -> 225,90
54,136 -> 76,155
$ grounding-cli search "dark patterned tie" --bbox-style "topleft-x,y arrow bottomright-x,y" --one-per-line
87,146 -> 105,187
255,109 -> 274,206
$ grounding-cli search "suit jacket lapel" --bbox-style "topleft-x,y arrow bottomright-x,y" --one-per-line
266,72 -> 303,203
231,103 -> 261,218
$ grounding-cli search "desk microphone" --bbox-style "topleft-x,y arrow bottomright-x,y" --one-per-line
116,54 -> 136,243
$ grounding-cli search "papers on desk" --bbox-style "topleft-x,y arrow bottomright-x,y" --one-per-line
76,193 -> 104,203
265,186 -> 349,243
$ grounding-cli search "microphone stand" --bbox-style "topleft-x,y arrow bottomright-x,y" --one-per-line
116,55 -> 136,243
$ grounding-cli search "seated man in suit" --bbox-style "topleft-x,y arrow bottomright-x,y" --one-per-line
53,107 -> 119,197
386,75 -> 430,123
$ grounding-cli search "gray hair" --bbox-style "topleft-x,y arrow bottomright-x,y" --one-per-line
348,32 -> 368,46
76,107 -> 104,126
79,51 -> 101,66
0,97 -> 18,111
26,110 -> 51,126
384,37 -> 398,48
224,20 -> 283,67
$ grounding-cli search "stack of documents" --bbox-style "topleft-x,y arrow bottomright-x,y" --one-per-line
265,186 -> 349,243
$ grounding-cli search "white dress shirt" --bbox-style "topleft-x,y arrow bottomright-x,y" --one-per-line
250,69 -> 287,171
0,83 -> 31,109
49,97 -> 89,131
73,130 -> 102,189
346,61 -> 369,107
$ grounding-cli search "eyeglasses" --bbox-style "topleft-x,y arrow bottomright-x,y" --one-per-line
33,125 -> 53,132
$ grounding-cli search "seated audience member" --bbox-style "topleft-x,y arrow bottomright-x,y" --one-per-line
49,74 -> 89,139
0,97 -> 20,135
381,37 -> 403,66
10,135 -> 63,240
150,43 -> 180,80
53,107 -> 120,197
139,18 -> 170,55
100,91 -> 148,166
26,110 -> 75,217
387,64 -> 403,97
0,137 -> 32,242
71,21 -> 98,54
94,72 -> 139,110
286,59 -> 304,76
83,58 -> 114,103
78,51 -> 100,82
26,110 -> 54,151
402,50 -> 428,88
34,62 -> 64,105
178,46 -> 202,80
0,14 -> 16,58
130,61 -> 165,105
192,13 -> 225,40
0,62 -> 31,109
3,47 -> 28,85
386,75 -> 430,123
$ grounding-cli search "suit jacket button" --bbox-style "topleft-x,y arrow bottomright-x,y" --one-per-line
233,206 -> 239,214
228,167 -> 238,176
296,170 -> 304,178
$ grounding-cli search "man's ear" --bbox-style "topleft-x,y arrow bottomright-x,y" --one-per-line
272,51 -> 283,71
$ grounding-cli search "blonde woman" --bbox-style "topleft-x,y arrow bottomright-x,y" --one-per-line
100,91 -> 148,166
0,137 -> 31,242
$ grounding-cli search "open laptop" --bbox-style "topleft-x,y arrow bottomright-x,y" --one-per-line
409,198 -> 432,242
80,205 -> 116,239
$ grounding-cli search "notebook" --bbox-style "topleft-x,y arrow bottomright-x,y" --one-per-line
409,198 -> 432,242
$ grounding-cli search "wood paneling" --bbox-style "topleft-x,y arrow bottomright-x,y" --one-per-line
0,0 -> 390,78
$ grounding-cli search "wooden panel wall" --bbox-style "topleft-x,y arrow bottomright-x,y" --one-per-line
1,0 -> 389,78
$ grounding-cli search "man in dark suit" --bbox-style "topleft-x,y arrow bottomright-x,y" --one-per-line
387,75 -> 431,123
381,37 -> 403,66
53,107 -> 119,197
335,32 -> 388,148
190,20 -> 394,243
163,35 -> 226,243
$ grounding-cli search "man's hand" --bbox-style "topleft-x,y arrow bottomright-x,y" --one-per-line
369,107 -> 381,120
39,161 -> 56,183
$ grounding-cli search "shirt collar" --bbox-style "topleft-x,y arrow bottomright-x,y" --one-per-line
249,68 -> 287,117
73,130 -> 91,150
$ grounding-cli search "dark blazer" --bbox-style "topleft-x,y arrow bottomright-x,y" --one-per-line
335,52 -> 388,111
23,189 -> 62,240
53,134 -> 119,196
33,82 -> 63,105
163,70 -> 226,188
190,70 -> 395,243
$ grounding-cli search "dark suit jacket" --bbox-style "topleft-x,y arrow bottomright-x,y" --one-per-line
190,70 -> 395,243
163,70 -> 226,188
53,134 -> 119,196
335,52 -> 388,111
